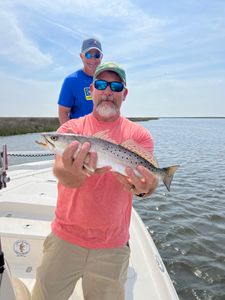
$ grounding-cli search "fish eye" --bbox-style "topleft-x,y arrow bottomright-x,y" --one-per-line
51,136 -> 58,141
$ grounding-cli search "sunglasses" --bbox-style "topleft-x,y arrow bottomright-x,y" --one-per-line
94,80 -> 125,92
85,52 -> 102,59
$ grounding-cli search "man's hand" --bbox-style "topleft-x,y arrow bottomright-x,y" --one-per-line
115,165 -> 159,197
62,141 -> 97,176
53,141 -> 111,187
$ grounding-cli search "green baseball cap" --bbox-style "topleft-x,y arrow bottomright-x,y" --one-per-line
93,62 -> 126,84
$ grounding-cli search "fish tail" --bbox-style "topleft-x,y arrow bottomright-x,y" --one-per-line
162,165 -> 180,191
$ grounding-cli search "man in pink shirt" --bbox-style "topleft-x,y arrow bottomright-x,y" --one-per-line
32,62 -> 158,300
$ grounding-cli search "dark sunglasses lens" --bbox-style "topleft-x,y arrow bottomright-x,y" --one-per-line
85,52 -> 101,59
94,80 -> 107,90
85,53 -> 92,59
94,53 -> 101,59
110,82 -> 124,92
94,80 -> 124,92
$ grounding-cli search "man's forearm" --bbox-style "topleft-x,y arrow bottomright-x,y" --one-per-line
59,114 -> 70,125
58,105 -> 70,125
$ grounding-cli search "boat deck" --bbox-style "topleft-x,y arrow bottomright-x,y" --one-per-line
0,160 -> 179,299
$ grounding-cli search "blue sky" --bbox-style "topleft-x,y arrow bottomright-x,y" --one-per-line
0,0 -> 225,117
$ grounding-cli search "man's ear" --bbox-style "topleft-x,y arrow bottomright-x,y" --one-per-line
123,88 -> 128,101
90,83 -> 94,95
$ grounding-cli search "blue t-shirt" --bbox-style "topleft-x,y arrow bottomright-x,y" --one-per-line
58,69 -> 93,119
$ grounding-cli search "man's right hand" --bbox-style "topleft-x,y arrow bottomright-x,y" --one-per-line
53,141 -> 111,187
53,141 -> 97,187
62,141 -> 97,176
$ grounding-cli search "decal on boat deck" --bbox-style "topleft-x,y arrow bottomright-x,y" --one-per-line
13,240 -> 31,257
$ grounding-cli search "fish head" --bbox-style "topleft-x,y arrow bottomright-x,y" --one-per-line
36,132 -> 74,155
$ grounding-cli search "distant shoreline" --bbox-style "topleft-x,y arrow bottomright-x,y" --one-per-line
160,116 -> 225,119
0,117 -> 158,136
0,117 -> 60,136
0,116 -> 224,136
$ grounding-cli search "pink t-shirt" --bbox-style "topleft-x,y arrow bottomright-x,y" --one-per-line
51,114 -> 154,249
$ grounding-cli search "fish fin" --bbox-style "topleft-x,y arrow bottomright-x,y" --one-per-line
153,157 -> 159,168
121,139 -> 157,166
93,130 -> 117,144
65,129 -> 76,134
82,154 -> 95,174
83,164 -> 95,174
162,165 -> 180,191
82,153 -> 96,175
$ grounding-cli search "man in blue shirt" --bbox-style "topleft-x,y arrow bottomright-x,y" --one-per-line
58,38 -> 103,124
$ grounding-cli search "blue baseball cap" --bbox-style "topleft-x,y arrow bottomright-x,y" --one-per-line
81,38 -> 102,54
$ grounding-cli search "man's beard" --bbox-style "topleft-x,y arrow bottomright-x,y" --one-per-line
96,95 -> 118,118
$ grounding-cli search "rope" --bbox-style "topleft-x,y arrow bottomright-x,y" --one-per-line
7,151 -> 54,158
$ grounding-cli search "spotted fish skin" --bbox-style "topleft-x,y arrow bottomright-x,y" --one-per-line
36,132 -> 179,191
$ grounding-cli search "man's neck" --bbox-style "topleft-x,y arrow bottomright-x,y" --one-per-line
83,67 -> 94,77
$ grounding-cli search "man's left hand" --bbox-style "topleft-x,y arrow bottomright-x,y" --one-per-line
115,165 -> 158,197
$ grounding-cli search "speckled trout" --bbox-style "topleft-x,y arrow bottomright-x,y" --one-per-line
36,132 -> 179,191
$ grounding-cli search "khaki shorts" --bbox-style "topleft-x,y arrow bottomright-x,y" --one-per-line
32,232 -> 130,300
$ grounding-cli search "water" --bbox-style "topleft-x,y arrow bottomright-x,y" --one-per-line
0,132 -> 53,165
1,118 -> 225,299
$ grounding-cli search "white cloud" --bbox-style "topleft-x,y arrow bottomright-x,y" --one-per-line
0,0 -> 224,117
0,0 -> 165,72
0,10 -> 52,69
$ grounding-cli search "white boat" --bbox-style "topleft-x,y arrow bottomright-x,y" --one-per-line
0,146 -> 179,300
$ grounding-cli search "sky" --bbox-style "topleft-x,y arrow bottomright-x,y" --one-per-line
0,0 -> 225,118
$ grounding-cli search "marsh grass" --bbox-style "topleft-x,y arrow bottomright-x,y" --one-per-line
0,118 -> 60,136
0,117 -> 158,136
